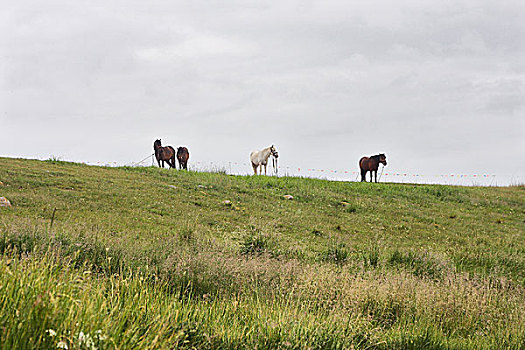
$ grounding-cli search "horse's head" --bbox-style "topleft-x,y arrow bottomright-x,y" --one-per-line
154,139 -> 161,150
379,153 -> 387,166
270,145 -> 279,158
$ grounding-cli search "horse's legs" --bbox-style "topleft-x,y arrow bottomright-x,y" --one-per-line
252,163 -> 258,175
374,170 -> 378,183
369,171 -> 373,182
361,169 -> 366,182
264,164 -> 267,175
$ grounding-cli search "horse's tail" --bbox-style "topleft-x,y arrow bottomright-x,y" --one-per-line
358,157 -> 367,169
359,157 -> 369,182
167,146 -> 176,168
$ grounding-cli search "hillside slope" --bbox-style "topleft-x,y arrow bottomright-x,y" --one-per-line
0,157 -> 524,349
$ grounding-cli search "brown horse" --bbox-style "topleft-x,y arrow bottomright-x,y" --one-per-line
359,154 -> 387,182
153,139 -> 176,168
177,147 -> 190,170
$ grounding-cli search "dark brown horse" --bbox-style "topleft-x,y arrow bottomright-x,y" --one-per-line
359,154 -> 387,182
176,147 -> 190,170
153,139 -> 176,168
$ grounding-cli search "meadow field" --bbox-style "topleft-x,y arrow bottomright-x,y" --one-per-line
0,157 -> 524,349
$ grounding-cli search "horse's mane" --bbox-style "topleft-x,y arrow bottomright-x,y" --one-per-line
370,154 -> 380,160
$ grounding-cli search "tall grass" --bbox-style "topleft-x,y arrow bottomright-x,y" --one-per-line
1,227 -> 525,349
0,250 -> 375,349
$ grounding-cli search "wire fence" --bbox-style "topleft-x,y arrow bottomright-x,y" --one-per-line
77,154 -> 524,187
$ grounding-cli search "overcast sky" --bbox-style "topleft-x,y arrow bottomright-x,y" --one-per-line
2,0 -> 524,184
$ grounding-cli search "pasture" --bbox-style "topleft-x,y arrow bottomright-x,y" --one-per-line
0,157 -> 524,349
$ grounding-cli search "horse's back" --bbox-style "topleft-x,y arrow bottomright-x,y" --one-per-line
157,146 -> 174,158
167,146 -> 176,156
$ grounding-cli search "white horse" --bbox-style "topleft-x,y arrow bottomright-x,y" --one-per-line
250,145 -> 278,175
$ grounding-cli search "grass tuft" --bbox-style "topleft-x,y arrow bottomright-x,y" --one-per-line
322,241 -> 350,265
363,244 -> 381,268
239,231 -> 277,256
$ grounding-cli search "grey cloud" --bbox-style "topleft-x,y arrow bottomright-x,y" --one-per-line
2,0 -> 524,182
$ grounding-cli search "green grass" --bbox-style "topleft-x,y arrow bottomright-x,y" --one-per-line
0,157 -> 524,349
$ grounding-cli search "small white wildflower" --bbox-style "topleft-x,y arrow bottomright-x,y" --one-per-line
57,341 -> 68,349
99,335 -> 107,341
78,331 -> 85,342
95,330 -> 107,341
46,329 -> 57,337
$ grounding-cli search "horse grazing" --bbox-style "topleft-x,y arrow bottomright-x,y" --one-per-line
176,147 -> 190,170
153,139 -> 176,168
250,145 -> 278,175
359,154 -> 387,182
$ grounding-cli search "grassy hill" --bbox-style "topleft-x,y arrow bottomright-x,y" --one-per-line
0,157 -> 524,349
